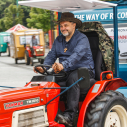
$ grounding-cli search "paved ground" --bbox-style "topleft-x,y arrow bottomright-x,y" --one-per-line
0,48 -> 50,89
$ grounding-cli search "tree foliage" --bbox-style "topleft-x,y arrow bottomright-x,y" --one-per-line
0,0 -> 30,32
0,4 -> 24,31
0,0 -> 12,19
21,6 -> 31,26
26,8 -> 51,32
18,0 -> 31,26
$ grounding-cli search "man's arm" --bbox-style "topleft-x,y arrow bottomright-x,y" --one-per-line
61,37 -> 89,69
34,40 -> 57,73
43,40 -> 57,66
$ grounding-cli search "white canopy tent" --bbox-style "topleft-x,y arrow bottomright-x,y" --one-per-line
18,0 -> 117,12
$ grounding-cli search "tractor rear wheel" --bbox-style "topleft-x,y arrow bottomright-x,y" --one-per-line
25,51 -> 30,65
84,90 -> 127,127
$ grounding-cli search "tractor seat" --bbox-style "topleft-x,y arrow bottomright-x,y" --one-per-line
58,31 -> 106,95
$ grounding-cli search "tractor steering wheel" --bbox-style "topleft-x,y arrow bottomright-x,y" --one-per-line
34,64 -> 67,77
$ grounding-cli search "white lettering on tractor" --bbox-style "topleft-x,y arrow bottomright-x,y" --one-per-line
4,97 -> 40,109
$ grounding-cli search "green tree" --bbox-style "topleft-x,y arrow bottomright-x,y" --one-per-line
21,6 -> 31,27
0,0 -> 13,19
18,0 -> 31,26
0,4 -> 24,31
27,8 -> 51,32
0,0 -> 30,31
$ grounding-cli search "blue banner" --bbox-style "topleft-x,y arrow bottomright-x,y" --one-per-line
72,6 -> 127,24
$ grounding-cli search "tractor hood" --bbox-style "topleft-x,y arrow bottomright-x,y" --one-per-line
0,81 -> 60,112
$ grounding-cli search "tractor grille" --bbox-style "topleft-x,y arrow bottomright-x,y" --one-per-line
36,51 -> 43,55
12,106 -> 49,127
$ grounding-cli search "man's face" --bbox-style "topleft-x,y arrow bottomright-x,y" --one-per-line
60,21 -> 76,37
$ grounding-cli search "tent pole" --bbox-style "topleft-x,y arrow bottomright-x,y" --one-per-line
113,6 -> 119,77
58,12 -> 61,35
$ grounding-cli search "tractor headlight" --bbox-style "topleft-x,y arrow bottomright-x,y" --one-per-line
36,49 -> 39,51
40,49 -> 43,51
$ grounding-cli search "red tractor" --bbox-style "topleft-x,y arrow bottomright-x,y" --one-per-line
0,64 -> 127,127
1,29 -> 127,127
2,0 -> 126,127
25,45 -> 45,66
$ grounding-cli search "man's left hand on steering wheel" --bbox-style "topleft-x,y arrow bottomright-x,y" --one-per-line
33,66 -> 44,74
52,63 -> 64,74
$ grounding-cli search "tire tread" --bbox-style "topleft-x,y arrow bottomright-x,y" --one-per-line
84,90 -> 127,127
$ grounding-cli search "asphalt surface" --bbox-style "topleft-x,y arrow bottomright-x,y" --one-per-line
0,49 -> 50,89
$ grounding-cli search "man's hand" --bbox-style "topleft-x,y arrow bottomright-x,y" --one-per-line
33,67 -> 44,73
52,63 -> 64,73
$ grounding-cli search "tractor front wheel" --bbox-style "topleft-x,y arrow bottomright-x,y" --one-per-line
30,57 -> 34,66
84,90 -> 127,127
25,51 -> 30,65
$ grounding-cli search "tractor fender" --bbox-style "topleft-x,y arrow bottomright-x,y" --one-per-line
27,50 -> 31,57
25,49 -> 32,57
77,78 -> 126,127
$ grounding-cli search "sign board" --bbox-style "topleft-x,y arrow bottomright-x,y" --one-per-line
105,27 -> 127,59
73,6 -> 127,23
19,35 -> 39,45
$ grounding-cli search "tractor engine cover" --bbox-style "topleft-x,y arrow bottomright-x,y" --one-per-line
0,81 -> 60,127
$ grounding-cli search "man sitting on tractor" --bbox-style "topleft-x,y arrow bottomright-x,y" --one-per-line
34,12 -> 95,126
30,34 -> 38,57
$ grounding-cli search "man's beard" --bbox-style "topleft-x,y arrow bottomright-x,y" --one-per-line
61,30 -> 70,37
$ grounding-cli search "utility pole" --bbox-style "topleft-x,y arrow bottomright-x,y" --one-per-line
50,11 -> 54,47
16,0 -> 19,17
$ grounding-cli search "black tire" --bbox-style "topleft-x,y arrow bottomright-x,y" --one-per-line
24,51 -> 30,65
30,57 -> 34,66
40,59 -> 44,64
15,58 -> 18,64
84,90 -> 127,127
0,53 -> 1,56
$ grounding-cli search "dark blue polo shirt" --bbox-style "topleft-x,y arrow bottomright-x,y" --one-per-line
44,30 -> 95,73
